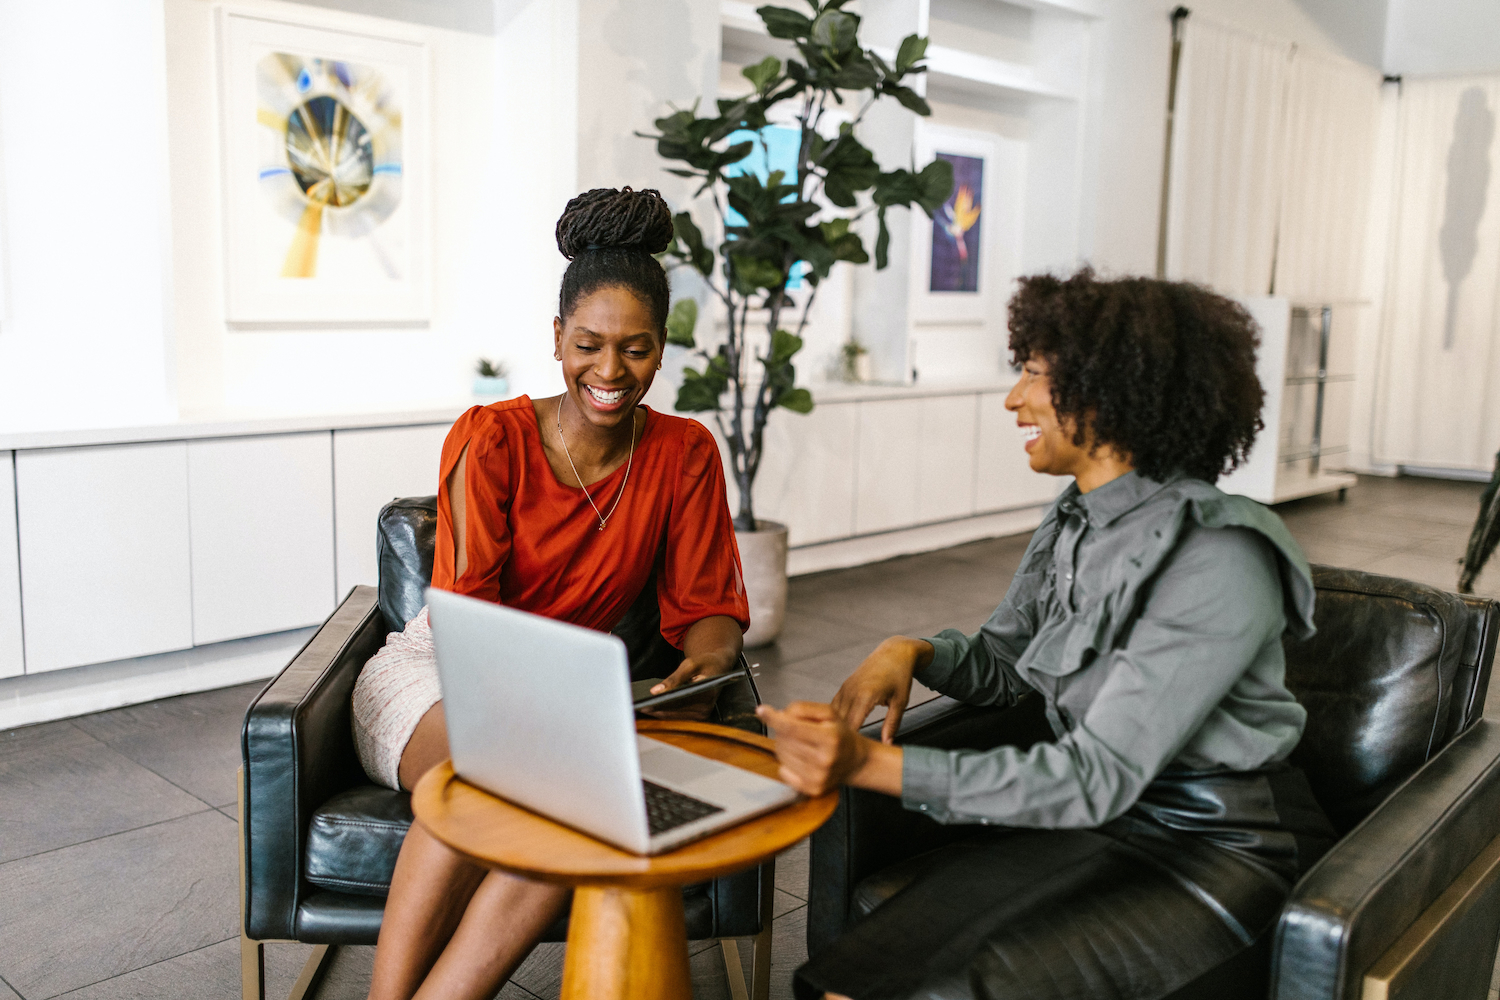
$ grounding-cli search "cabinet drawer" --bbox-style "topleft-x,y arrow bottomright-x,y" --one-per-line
17,442 -> 194,672
188,433 -> 335,645
855,398 -> 923,534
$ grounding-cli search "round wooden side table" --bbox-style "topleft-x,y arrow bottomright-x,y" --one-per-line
411,719 -> 838,1000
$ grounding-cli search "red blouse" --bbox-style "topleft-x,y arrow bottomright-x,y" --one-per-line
430,397 -> 749,647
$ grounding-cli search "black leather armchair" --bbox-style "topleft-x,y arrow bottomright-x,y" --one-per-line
808,566 -> 1500,1000
239,497 -> 775,1000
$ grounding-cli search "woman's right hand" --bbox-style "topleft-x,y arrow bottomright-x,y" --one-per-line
830,636 -> 933,744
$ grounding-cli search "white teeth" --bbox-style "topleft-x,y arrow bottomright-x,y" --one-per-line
1022,425 -> 1041,441
586,385 -> 626,404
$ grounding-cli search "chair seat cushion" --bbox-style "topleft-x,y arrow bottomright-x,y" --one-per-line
305,786 -> 414,897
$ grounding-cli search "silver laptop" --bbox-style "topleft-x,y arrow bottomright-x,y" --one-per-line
426,588 -> 798,855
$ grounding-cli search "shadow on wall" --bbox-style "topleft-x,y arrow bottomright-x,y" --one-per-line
1440,86 -> 1493,350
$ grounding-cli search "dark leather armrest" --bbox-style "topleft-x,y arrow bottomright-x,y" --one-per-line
242,586 -> 389,940
1272,719 -> 1500,1000
806,694 -> 1054,957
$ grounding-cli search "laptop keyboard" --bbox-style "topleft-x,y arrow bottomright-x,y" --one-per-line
643,779 -> 723,835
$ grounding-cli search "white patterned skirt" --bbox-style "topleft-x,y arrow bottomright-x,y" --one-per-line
352,607 -> 443,790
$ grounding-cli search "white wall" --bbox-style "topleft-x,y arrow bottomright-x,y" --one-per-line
164,0 -> 578,415
0,0 -> 176,431
1384,0 -> 1500,76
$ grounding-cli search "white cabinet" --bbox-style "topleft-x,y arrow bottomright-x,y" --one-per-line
187,433 -> 336,645
976,392 -> 1060,511
0,453 -> 23,678
16,442 -> 194,673
854,398 -> 923,535
916,394 -> 979,523
748,404 -> 858,546
332,424 -> 451,596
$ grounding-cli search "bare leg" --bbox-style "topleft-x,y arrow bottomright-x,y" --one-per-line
369,703 -> 571,1000
414,871 -> 569,1000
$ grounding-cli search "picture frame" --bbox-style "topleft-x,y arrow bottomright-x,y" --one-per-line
908,122 -> 1025,325
217,8 -> 431,324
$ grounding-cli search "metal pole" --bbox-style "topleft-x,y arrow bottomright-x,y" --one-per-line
1310,305 -> 1331,475
1156,7 -> 1191,279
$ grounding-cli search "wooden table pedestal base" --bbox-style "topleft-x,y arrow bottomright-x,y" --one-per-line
560,884 -> 692,1000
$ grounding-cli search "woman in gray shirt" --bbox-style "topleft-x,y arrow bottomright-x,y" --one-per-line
762,270 -> 1336,1000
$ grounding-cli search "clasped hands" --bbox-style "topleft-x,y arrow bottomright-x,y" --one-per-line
754,636 -> 931,798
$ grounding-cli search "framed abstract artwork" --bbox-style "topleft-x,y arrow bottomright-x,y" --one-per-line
218,10 -> 430,323
909,123 -> 1025,324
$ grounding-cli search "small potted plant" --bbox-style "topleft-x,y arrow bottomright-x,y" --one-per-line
841,338 -> 871,382
473,358 -> 509,398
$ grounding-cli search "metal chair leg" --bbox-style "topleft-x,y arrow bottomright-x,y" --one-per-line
241,933 -> 265,1000
288,945 -> 334,1000
750,857 -> 775,1000
721,938 -> 750,1000
749,918 -> 773,1000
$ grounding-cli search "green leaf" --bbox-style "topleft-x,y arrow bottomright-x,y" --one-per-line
769,328 -> 804,364
885,83 -> 931,116
895,34 -> 928,75
875,205 -> 891,269
742,55 -> 782,94
916,157 -> 956,215
758,5 -> 812,39
729,255 -> 785,294
673,212 -> 714,276
665,299 -> 698,348
831,56 -> 880,91
778,387 -> 814,413
676,371 -> 724,412
811,10 -> 859,53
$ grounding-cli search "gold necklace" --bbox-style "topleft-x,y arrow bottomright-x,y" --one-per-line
557,396 -> 635,531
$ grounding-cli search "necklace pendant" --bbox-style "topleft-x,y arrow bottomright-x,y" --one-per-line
598,520 -> 607,531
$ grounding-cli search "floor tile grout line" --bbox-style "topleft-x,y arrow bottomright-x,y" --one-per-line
0,970 -> 24,1000
36,934 -> 239,1000
0,805 -> 224,869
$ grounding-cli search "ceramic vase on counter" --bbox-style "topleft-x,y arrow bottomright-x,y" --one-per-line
736,520 -> 788,648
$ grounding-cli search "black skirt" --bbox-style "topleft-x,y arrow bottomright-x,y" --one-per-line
795,764 -> 1337,1000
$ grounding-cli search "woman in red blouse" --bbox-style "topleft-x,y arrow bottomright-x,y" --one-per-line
354,187 -> 749,1000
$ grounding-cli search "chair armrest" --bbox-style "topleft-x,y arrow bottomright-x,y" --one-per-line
1272,719 -> 1500,1000
806,694 -> 1054,957
241,586 -> 389,940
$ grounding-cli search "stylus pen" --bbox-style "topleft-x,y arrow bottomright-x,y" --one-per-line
632,668 -> 749,712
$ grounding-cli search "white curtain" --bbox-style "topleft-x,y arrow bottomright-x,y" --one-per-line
1165,19 -> 1292,296
1273,50 -> 1383,303
1375,75 -> 1500,471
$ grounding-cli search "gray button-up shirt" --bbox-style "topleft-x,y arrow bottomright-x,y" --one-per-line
902,471 -> 1317,829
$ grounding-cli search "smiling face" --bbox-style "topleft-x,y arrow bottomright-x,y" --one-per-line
1004,355 -> 1092,479
552,286 -> 663,432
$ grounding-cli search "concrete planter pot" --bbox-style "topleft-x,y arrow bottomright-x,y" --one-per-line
736,520 -> 788,649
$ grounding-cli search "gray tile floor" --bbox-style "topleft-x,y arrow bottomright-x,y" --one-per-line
1,473 -> 1497,999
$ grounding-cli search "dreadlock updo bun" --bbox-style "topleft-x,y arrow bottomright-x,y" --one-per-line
555,187 -> 674,335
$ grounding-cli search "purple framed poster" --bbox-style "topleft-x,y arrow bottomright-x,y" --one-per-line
929,152 -> 984,293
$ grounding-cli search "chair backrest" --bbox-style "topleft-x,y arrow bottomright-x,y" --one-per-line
374,495 -> 684,679
1284,565 -> 1499,834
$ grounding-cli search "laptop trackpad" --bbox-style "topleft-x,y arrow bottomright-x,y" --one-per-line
638,736 -> 726,788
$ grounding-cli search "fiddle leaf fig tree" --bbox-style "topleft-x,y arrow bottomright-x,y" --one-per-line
641,0 -> 953,532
